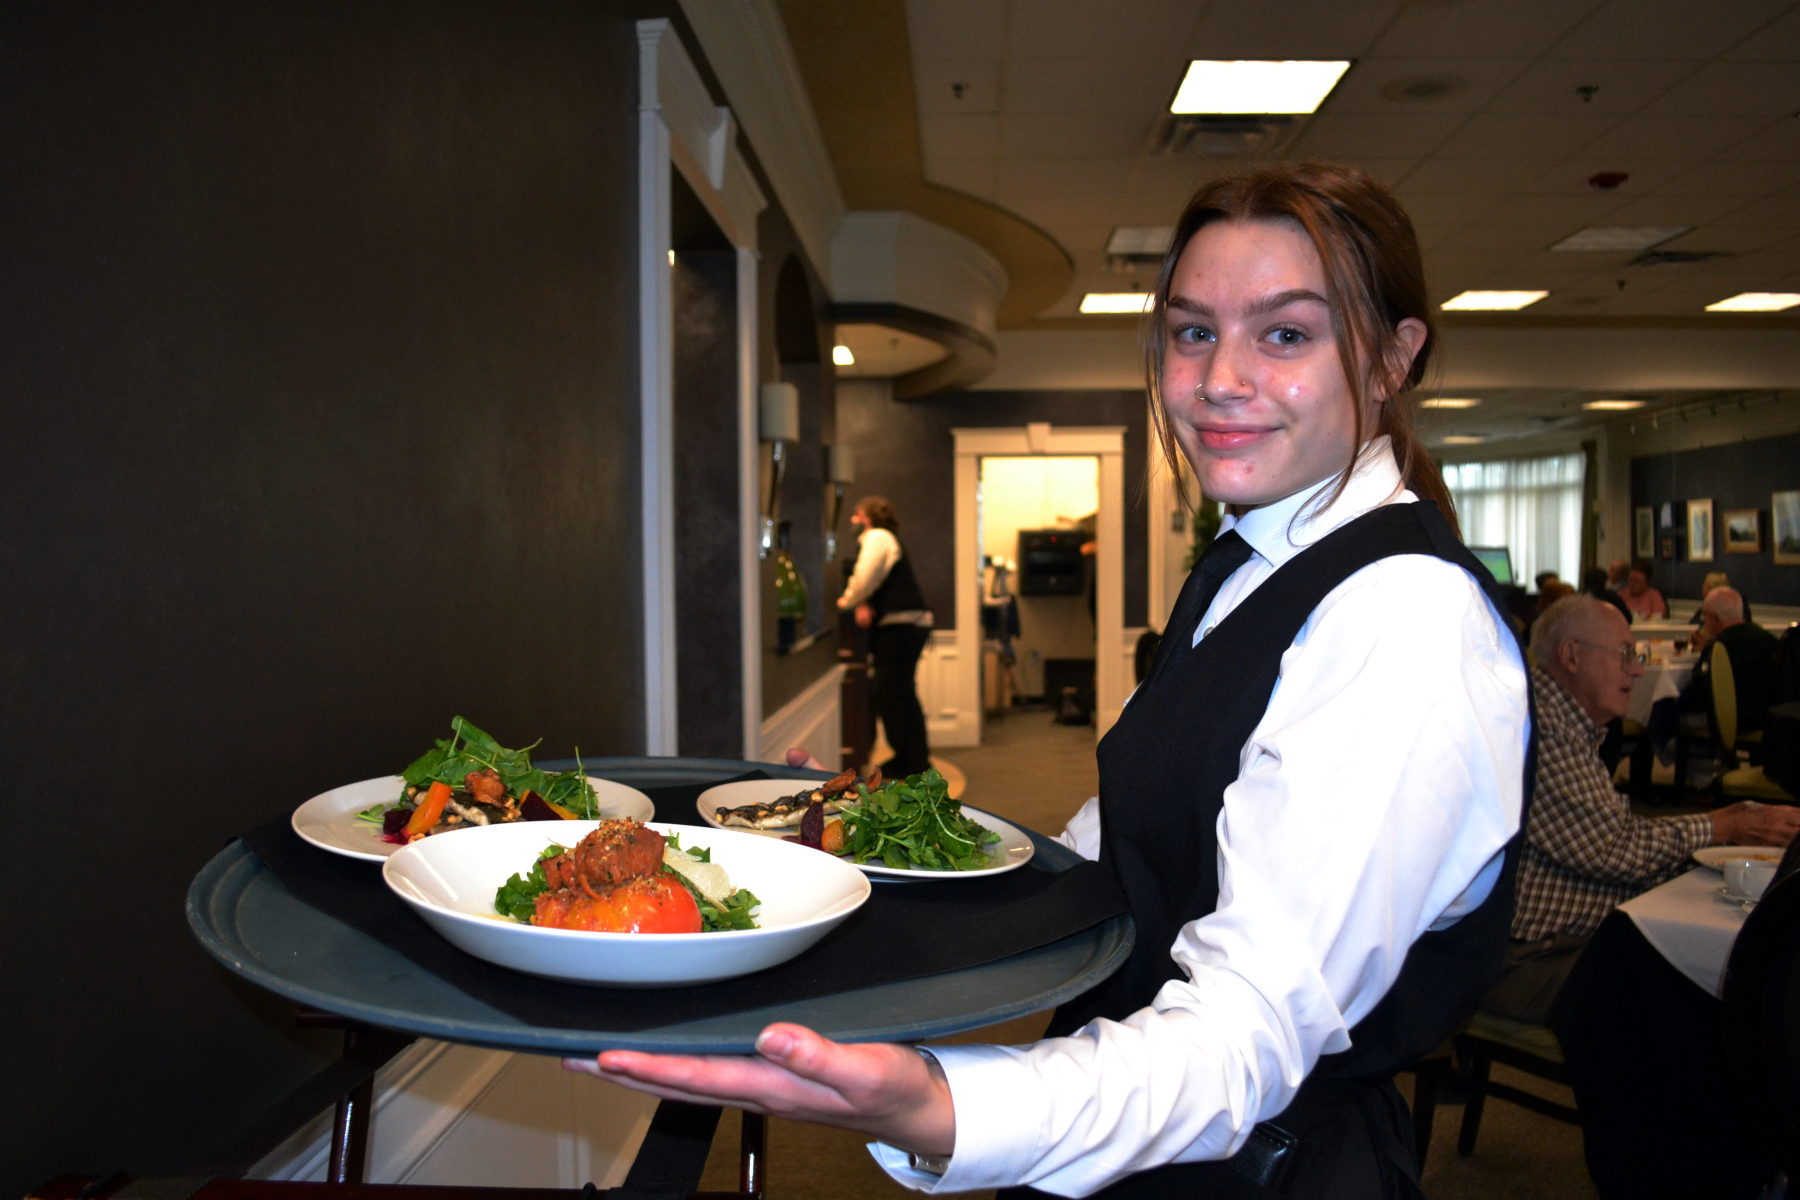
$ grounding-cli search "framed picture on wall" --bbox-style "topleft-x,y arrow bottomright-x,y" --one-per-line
1635,507 -> 1655,559
1659,502 -> 1675,529
1775,491 -> 1800,565
1687,498 -> 1713,562
1661,534 -> 1677,560
1724,509 -> 1762,554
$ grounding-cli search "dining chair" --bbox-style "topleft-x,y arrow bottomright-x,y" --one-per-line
1453,1011 -> 1580,1157
1720,868 -> 1800,1176
1707,641 -> 1799,803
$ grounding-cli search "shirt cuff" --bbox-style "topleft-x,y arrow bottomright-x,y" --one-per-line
897,1043 -> 1060,1193
867,1143 -> 947,1193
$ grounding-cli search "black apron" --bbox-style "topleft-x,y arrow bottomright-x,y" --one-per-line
1004,501 -> 1536,1199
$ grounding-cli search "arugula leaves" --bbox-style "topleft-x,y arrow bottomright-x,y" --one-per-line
664,868 -> 762,931
839,768 -> 1000,871
400,716 -> 600,817
493,842 -> 568,922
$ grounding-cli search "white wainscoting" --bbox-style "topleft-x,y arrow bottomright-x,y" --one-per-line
757,663 -> 846,766
250,1041 -> 657,1188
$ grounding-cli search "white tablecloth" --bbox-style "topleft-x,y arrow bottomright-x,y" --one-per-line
1618,866 -> 1747,996
1625,658 -> 1695,727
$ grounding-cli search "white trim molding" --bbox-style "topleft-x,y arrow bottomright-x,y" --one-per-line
757,663 -> 846,766
951,426 -> 1130,742
638,19 -> 768,755
920,629 -> 979,746
674,0 -> 846,279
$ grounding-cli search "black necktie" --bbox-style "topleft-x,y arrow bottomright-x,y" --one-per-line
1149,529 -> 1253,685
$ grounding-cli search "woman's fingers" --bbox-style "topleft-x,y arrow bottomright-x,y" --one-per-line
784,747 -> 826,770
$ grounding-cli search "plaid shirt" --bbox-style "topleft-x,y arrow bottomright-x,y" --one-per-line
1512,666 -> 1713,941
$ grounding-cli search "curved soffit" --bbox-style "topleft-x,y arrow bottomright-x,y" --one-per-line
774,0 -> 1072,330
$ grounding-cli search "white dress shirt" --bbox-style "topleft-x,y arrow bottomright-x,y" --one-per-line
839,527 -> 933,627
872,439 -> 1528,1196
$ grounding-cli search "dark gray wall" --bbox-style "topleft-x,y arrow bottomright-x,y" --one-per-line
835,388 -> 1153,630
0,2 -> 664,1192
1630,430 -> 1800,608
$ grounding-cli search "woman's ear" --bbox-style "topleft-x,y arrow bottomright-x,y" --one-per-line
1377,318 -> 1430,401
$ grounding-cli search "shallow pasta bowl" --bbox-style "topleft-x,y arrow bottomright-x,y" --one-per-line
382,820 -> 871,986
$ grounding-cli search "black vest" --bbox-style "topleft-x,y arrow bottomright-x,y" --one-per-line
870,535 -> 927,616
1047,501 -> 1536,1196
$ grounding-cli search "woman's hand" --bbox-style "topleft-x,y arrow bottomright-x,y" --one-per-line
565,1023 -> 956,1156
855,603 -> 876,628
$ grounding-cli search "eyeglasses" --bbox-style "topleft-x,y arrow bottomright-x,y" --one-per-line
1574,640 -> 1647,671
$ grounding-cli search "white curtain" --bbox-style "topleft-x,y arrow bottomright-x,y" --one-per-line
1442,452 -> 1585,588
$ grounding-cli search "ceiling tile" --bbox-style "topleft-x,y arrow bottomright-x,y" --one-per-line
923,159 -> 999,201
1656,157 -> 1800,197
1581,115 -> 1766,161
1324,57 -> 1530,116
1181,0 -> 1403,59
1295,111 -> 1467,158
1644,61 -> 1800,117
1481,58 -> 1697,115
1000,112 -> 1157,159
996,157 -> 1140,202
919,113 -> 1001,161
1595,193 -> 1751,226
1372,0 -> 1603,59
1000,58 -> 1182,115
1661,222 -> 1788,253
905,0 -> 1007,60
914,60 -> 1002,115
1006,0 -> 1208,60
1436,111 -> 1618,158
1399,157 -> 1560,195
1550,0 -> 1793,60
1524,158 -> 1689,196
1715,114 -> 1800,160
1721,4 -> 1800,60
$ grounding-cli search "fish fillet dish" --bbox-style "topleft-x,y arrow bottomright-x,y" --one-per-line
494,819 -> 761,933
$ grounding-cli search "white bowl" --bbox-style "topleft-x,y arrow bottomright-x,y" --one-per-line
381,820 -> 871,986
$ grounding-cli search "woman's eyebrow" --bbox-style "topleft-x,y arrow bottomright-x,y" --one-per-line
1245,288 -> 1329,316
1167,294 -> 1210,316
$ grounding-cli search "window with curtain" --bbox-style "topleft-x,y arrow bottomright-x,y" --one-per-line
1442,452 -> 1585,589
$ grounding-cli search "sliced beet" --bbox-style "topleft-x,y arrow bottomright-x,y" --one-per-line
520,793 -> 562,822
799,800 -> 825,849
382,808 -> 410,836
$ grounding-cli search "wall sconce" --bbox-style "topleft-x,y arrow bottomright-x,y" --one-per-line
824,442 -> 856,564
759,382 -> 800,559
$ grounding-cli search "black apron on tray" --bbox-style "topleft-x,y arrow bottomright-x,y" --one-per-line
1001,501 -> 1536,1200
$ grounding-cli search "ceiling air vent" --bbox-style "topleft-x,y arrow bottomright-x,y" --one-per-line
1148,114 -> 1311,158
1627,250 -> 1729,270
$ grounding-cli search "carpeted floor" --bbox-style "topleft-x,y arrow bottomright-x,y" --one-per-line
692,712 -> 1598,1198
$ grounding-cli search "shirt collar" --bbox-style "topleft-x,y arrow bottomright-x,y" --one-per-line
1218,436 -> 1411,572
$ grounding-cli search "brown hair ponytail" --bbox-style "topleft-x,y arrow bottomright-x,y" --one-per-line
1142,161 -> 1459,537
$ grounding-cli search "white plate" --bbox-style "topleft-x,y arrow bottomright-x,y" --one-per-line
382,820 -> 871,986
292,775 -> 655,862
1693,845 -> 1786,872
695,778 -> 1035,879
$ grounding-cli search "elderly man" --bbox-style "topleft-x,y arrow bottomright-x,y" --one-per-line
1684,586 -> 1778,733
1481,594 -> 1800,1022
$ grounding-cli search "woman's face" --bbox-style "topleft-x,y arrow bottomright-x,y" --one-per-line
1628,570 -> 1648,594
1159,218 -> 1423,511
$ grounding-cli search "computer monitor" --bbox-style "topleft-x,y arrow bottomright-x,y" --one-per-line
1468,546 -> 1514,586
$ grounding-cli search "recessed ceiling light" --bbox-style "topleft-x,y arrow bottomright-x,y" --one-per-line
1550,226 -> 1691,252
1582,399 -> 1646,411
832,345 -> 855,366
1421,398 -> 1481,409
1105,227 -> 1174,256
1170,60 -> 1351,115
1706,292 -> 1800,312
1440,435 -> 1487,445
1081,292 -> 1154,314
1441,290 -> 1549,311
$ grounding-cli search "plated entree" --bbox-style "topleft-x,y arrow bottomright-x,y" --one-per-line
494,819 -> 760,933
360,716 -> 602,844
739,767 -> 1001,872
715,767 -> 879,829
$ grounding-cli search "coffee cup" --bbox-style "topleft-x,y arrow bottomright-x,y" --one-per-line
1724,857 -> 1777,902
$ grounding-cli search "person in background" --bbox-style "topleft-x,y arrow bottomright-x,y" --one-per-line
838,497 -> 934,779
1482,595 -> 1799,1022
1606,558 -> 1630,589
1582,566 -> 1632,625
1681,587 -> 1779,734
1534,570 -> 1561,594
1622,559 -> 1666,622
1687,570 -> 1751,628
1526,579 -> 1575,648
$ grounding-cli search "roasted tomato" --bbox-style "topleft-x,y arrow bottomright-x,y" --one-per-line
533,872 -> 701,933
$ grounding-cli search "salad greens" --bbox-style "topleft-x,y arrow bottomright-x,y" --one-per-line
399,715 -> 600,817
839,768 -> 999,871
489,833 -> 761,932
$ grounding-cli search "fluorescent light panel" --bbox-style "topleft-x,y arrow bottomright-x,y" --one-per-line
832,345 -> 855,366
1170,60 -> 1351,115
1582,399 -> 1646,411
1106,226 -> 1174,256
1550,226 -> 1691,252
1421,398 -> 1481,409
1440,435 -> 1486,444
1441,290 -> 1548,311
1081,292 -> 1154,314
1706,292 -> 1800,312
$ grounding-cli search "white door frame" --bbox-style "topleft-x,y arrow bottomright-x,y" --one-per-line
636,20 -> 766,755
951,424 -> 1129,741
